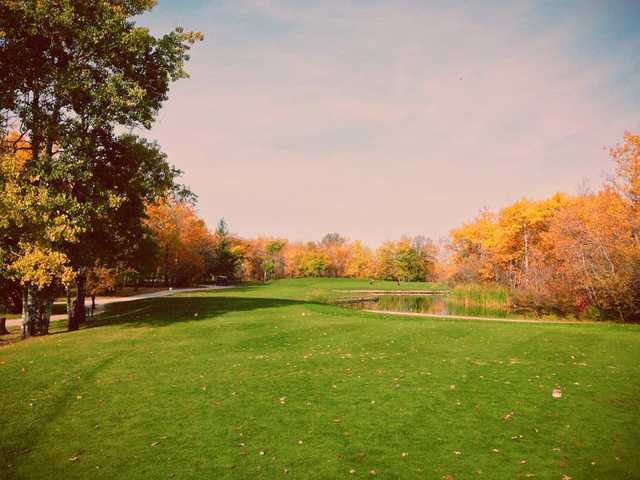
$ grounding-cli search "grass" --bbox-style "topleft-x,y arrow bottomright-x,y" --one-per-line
1,278 -> 639,479
449,283 -> 511,306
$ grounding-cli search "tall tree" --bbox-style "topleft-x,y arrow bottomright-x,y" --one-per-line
209,219 -> 243,281
0,0 -> 202,336
264,240 -> 286,281
146,199 -> 210,288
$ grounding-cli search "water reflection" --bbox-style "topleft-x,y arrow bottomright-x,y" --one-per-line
344,294 -> 512,318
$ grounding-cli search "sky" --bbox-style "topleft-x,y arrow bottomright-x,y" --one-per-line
139,0 -> 640,245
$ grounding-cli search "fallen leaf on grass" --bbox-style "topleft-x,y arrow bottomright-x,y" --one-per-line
503,412 -> 515,421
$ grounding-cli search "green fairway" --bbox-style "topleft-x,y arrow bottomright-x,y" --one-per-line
1,278 -> 639,479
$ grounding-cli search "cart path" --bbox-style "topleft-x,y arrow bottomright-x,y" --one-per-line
5,285 -> 230,328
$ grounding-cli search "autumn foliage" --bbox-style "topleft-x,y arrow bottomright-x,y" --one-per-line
446,132 -> 640,321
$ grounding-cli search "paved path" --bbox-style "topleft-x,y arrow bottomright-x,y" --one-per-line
364,309 -> 594,324
5,285 -> 229,328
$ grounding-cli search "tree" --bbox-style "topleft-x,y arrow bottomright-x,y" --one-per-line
298,245 -> 328,277
319,234 -> 350,277
610,132 -> 640,244
264,239 -> 286,281
64,134 -> 187,328
0,0 -> 202,335
146,199 -> 211,287
209,219 -> 243,281
0,133 -> 77,336
375,237 -> 437,282
448,209 -> 499,283
344,241 -> 374,278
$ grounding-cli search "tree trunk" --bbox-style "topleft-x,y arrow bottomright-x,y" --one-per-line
39,296 -> 52,335
67,288 -> 78,331
523,223 -> 530,285
74,273 -> 87,325
21,285 -> 52,338
164,245 -> 169,287
22,285 -> 36,339
0,318 -> 8,335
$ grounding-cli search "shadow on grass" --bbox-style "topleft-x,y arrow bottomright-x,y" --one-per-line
85,295 -> 312,330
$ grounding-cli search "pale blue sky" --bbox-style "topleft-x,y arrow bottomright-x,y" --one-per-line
139,0 -> 640,245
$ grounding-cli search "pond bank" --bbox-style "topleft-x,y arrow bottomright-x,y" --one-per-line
365,309 -> 595,324
335,289 -> 448,295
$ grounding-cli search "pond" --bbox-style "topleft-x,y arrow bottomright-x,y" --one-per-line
342,293 -> 514,318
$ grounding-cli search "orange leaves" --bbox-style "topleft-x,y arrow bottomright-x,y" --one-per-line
445,131 -> 640,321
145,199 -> 211,286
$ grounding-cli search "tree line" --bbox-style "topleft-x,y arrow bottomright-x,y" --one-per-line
1,1 -> 638,341
139,132 -> 640,322
140,204 -> 439,286
446,132 -> 640,322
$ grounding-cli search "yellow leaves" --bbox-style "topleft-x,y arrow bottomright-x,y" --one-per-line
107,192 -> 125,209
10,243 -> 73,289
610,131 -> 640,209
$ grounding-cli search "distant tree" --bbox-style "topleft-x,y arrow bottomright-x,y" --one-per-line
264,240 -> 286,281
321,233 -> 346,246
375,237 -> 437,282
344,241 -> 374,278
209,219 -> 243,281
146,199 -> 210,287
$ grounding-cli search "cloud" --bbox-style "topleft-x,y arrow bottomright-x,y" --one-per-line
143,0 -> 640,244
